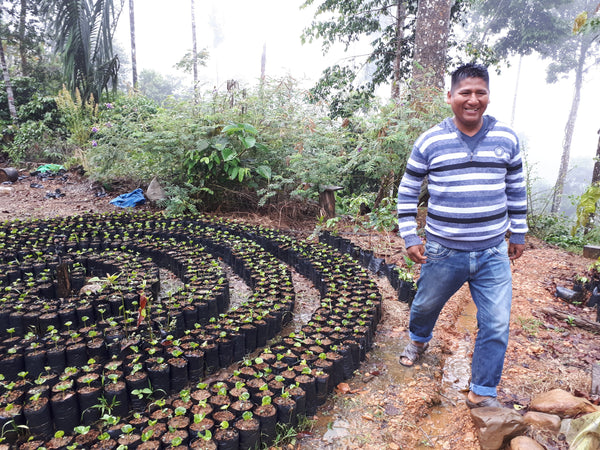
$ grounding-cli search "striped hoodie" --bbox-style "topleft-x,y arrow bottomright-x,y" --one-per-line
397,115 -> 528,251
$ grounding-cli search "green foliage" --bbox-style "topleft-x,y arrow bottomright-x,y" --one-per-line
3,120 -> 60,164
529,213 -> 585,249
573,7 -> 600,34
183,122 -> 270,184
467,0 -> 572,61
344,89 -> 450,193
301,0 -> 470,117
85,93 -> 161,180
0,78 -> 65,164
572,183 -> 600,235
300,0 -> 419,117
307,65 -> 376,118
335,193 -> 397,232
55,86 -> 97,147
174,48 -> 210,74
138,69 -> 186,104
85,78 -> 350,212
542,1 -> 600,84
0,77 -> 52,123
17,95 -> 61,125
41,0 -> 119,102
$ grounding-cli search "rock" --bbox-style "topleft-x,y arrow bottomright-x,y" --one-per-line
146,177 -> 167,203
79,283 -> 104,296
563,411 -> 600,449
529,389 -> 599,417
509,435 -> 545,450
470,407 -> 527,450
583,245 -> 600,259
322,419 -> 350,443
523,411 -> 562,432
593,364 -> 600,396
0,186 -> 12,196
555,286 -> 583,302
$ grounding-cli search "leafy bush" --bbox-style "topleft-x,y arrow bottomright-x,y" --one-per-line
0,77 -> 39,123
3,120 -> 59,163
55,86 -> 97,147
528,213 -> 585,249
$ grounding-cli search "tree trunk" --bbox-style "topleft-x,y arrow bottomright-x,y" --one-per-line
374,171 -> 395,208
261,43 -> 266,82
413,0 -> 452,90
391,0 -> 406,99
0,39 -> 18,124
550,39 -> 590,214
191,0 -> 199,102
129,0 -> 137,88
19,0 -> 28,75
510,55 -> 523,127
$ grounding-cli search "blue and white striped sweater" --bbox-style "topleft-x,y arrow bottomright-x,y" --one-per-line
397,116 -> 528,251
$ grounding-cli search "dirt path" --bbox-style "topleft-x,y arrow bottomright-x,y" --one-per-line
1,169 -> 598,449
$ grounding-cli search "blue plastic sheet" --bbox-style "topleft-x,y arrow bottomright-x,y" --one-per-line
109,188 -> 146,208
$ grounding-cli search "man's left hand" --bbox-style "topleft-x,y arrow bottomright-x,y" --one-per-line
508,243 -> 524,261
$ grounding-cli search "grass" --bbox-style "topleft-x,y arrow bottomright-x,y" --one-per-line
266,415 -> 316,448
516,316 -> 544,336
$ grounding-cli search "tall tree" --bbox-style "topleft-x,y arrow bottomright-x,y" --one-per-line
547,0 -> 600,213
19,0 -> 27,74
391,0 -> 406,98
1,0 -> 48,77
0,38 -> 18,123
128,0 -> 137,88
413,0 -> 453,89
190,0 -> 198,100
40,0 -> 120,103
0,4 -> 18,122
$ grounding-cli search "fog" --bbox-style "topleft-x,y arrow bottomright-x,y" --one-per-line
115,0 -> 600,191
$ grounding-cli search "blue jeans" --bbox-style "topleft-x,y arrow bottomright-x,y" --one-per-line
408,240 -> 512,398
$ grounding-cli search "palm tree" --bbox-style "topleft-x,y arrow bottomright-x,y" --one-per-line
41,0 -> 120,103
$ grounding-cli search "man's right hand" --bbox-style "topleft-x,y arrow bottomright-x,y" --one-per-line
407,244 -> 427,264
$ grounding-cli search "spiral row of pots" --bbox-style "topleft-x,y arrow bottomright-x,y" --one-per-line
0,211 -> 381,449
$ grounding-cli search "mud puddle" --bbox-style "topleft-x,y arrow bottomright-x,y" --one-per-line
417,299 -> 477,443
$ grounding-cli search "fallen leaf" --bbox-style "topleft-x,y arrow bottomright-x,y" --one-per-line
336,382 -> 351,394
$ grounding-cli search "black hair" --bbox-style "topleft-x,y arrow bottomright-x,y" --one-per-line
450,63 -> 489,92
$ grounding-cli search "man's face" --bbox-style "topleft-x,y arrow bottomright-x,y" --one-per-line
446,77 -> 490,135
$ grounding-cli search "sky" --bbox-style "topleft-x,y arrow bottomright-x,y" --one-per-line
114,0 -> 600,186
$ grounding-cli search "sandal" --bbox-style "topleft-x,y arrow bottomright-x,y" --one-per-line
399,341 -> 428,367
465,395 -> 502,409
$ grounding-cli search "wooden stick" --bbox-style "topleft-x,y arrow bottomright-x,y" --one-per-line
540,307 -> 600,333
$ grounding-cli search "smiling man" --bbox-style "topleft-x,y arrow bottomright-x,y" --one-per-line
396,63 -> 528,409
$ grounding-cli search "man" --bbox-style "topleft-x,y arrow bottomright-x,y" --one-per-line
396,63 -> 527,408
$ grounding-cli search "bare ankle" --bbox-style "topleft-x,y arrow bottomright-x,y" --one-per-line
468,392 -> 490,401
